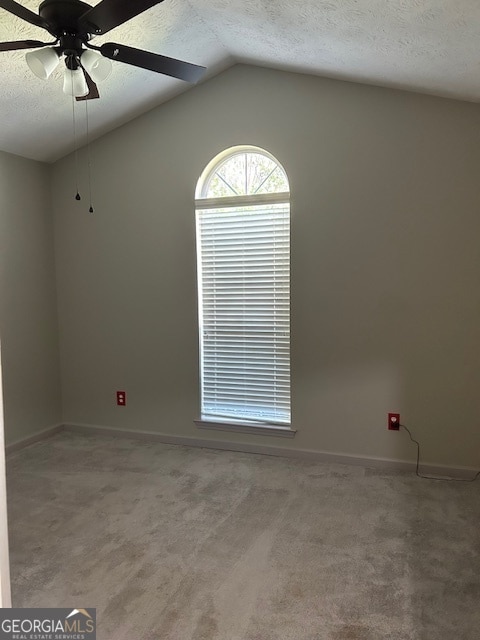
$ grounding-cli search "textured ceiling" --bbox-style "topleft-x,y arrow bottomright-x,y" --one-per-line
1,0 -> 480,162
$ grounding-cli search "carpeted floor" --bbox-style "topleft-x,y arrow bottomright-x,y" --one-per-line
6,431 -> 480,640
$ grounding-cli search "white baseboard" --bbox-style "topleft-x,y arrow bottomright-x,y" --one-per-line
63,422 -> 479,480
5,424 -> 64,454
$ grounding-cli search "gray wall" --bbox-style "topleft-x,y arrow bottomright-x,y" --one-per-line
52,65 -> 480,468
0,151 -> 61,445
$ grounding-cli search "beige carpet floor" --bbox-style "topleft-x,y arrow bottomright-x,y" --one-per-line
6,431 -> 480,640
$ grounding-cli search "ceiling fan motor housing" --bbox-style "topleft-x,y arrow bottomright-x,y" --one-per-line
39,0 -> 98,37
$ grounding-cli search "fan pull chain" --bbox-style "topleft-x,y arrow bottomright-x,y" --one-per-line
71,88 -> 81,201
85,98 -> 94,213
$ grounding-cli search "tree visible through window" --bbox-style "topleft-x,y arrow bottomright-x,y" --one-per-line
202,151 -> 289,198
195,146 -> 291,427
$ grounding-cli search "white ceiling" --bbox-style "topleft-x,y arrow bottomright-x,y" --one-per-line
1,0 -> 480,162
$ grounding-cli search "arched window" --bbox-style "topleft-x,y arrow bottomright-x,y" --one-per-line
195,146 -> 291,431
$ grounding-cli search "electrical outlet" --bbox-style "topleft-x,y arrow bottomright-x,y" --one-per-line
388,413 -> 400,430
116,391 -> 126,406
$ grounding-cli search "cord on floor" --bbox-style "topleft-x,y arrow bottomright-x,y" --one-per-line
401,424 -> 480,483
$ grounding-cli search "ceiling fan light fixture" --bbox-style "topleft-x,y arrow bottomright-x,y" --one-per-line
81,49 -> 112,83
63,67 -> 88,98
26,47 -> 60,80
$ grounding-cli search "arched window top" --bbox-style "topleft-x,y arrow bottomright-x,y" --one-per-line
196,145 -> 289,200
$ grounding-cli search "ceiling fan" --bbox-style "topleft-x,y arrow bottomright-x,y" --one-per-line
0,0 -> 206,100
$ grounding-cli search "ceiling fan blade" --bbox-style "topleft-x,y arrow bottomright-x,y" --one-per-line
100,43 -> 206,83
0,0 -> 51,31
0,39 -> 50,52
79,0 -> 164,36
76,69 -> 100,101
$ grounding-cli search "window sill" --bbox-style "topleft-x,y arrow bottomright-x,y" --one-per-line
194,418 -> 296,438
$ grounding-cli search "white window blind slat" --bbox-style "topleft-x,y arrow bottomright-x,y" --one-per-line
196,200 -> 291,425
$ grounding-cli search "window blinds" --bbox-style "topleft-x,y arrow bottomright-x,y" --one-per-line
196,201 -> 291,425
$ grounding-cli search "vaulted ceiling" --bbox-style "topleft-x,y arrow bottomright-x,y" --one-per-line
1,0 -> 480,163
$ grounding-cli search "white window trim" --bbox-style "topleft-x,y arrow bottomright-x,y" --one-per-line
195,146 -> 293,435
195,192 -> 290,210
194,418 -> 296,438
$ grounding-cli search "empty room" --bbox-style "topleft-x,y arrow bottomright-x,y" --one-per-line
0,1 -> 479,638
